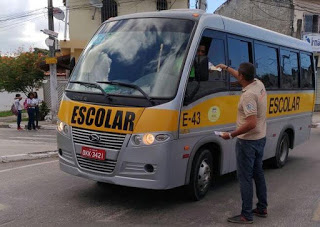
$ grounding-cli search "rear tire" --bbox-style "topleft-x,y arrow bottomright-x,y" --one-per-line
187,149 -> 213,201
272,132 -> 290,168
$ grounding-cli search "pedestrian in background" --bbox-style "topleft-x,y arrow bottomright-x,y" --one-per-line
217,62 -> 268,224
14,94 -> 23,130
33,91 -> 41,129
26,92 -> 37,130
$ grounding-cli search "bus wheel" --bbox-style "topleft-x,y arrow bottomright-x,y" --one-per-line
272,132 -> 290,168
188,149 -> 213,201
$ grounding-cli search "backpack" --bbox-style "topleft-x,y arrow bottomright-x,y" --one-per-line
23,99 -> 28,110
11,103 -> 18,116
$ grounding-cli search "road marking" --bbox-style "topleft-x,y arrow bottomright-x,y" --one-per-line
0,160 -> 58,174
98,209 -> 132,222
10,137 -> 56,140
0,203 -> 7,211
312,201 -> 320,221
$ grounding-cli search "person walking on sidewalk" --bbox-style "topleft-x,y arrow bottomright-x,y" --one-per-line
26,92 -> 37,130
33,91 -> 41,129
217,62 -> 268,224
14,94 -> 23,130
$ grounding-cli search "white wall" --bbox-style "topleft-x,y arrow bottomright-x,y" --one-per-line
0,89 -> 44,111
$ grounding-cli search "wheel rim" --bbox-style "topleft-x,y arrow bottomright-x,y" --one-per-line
197,159 -> 211,193
279,138 -> 288,163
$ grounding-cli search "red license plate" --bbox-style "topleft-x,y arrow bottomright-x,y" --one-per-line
81,146 -> 106,161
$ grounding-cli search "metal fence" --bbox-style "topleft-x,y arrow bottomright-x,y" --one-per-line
43,79 -> 68,109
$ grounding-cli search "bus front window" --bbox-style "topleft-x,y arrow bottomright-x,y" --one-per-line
68,18 -> 195,99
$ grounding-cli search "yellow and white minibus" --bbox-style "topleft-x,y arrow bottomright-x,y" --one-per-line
57,10 -> 315,200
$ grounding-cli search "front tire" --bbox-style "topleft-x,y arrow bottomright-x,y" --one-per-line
187,149 -> 213,201
272,132 -> 290,168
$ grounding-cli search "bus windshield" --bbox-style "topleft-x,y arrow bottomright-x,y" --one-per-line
68,18 -> 195,99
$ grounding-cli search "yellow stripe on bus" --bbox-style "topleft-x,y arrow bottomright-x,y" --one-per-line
180,93 -> 314,130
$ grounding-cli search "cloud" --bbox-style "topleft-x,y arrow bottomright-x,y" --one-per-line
0,0 -> 65,54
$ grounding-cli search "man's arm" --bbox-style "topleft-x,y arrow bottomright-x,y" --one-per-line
220,115 -> 257,140
216,64 -> 240,80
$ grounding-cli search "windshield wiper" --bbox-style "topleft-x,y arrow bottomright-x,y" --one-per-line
96,81 -> 154,105
69,81 -> 109,98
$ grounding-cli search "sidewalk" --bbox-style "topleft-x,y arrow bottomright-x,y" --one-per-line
0,115 -> 57,163
0,114 -> 56,130
312,112 -> 320,127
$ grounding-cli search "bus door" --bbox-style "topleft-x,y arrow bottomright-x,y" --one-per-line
179,30 -> 232,173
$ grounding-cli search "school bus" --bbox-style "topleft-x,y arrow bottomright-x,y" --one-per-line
57,10 -> 315,200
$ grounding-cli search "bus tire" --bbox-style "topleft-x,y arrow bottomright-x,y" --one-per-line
272,132 -> 290,168
187,149 -> 213,201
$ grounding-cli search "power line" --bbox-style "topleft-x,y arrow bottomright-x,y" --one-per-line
251,1 -> 291,22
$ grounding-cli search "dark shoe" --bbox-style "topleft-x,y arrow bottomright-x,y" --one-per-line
227,215 -> 253,224
253,208 -> 268,217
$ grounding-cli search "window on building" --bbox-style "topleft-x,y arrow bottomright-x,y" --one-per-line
254,43 -> 279,89
102,0 -> 118,22
300,53 -> 313,88
304,15 -> 319,33
280,49 -> 299,89
228,37 -> 253,88
157,0 -> 168,11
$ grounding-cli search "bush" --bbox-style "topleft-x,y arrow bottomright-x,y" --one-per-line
39,102 -> 50,120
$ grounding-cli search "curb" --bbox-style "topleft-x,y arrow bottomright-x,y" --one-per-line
0,125 -> 10,128
312,123 -> 320,128
0,150 -> 58,163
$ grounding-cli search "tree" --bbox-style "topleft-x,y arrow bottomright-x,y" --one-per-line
0,48 -> 46,95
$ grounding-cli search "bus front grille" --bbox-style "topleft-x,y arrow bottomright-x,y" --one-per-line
76,154 -> 116,173
72,127 -> 126,150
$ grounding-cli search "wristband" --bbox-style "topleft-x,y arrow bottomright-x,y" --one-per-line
228,132 -> 233,139
225,66 -> 229,71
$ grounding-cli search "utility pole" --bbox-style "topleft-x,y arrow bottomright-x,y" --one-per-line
48,0 -> 58,123
198,0 -> 207,10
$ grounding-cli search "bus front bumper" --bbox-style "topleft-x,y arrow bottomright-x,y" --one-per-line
57,132 -> 187,190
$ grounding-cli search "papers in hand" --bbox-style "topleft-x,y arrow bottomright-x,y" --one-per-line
214,131 -> 223,136
209,66 -> 222,72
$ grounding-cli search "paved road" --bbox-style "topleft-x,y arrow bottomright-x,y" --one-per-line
0,128 -> 57,157
0,128 -> 320,226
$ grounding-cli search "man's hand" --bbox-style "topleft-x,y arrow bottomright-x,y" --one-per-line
220,132 -> 231,140
216,64 -> 228,70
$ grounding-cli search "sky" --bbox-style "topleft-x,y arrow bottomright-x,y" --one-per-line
0,0 -> 226,55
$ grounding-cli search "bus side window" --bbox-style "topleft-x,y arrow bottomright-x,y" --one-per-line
254,43 -> 279,89
280,49 -> 299,89
300,53 -> 313,89
228,37 -> 253,89
184,32 -> 228,105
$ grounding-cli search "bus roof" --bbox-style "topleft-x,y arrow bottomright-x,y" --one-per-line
201,14 -> 312,52
107,10 -> 312,53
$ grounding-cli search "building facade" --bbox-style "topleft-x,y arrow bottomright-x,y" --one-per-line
215,0 -> 320,111
60,0 -> 189,62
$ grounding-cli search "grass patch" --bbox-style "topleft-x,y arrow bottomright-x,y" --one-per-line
0,110 -> 27,118
0,110 -> 12,117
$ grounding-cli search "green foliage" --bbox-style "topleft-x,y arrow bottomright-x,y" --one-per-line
0,48 -> 47,95
39,101 -> 50,120
0,110 -> 13,117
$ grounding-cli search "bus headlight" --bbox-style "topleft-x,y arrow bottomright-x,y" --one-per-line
131,133 -> 171,146
143,133 -> 155,145
57,120 -> 70,138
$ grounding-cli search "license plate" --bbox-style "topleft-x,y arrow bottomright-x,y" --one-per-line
81,146 -> 106,161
